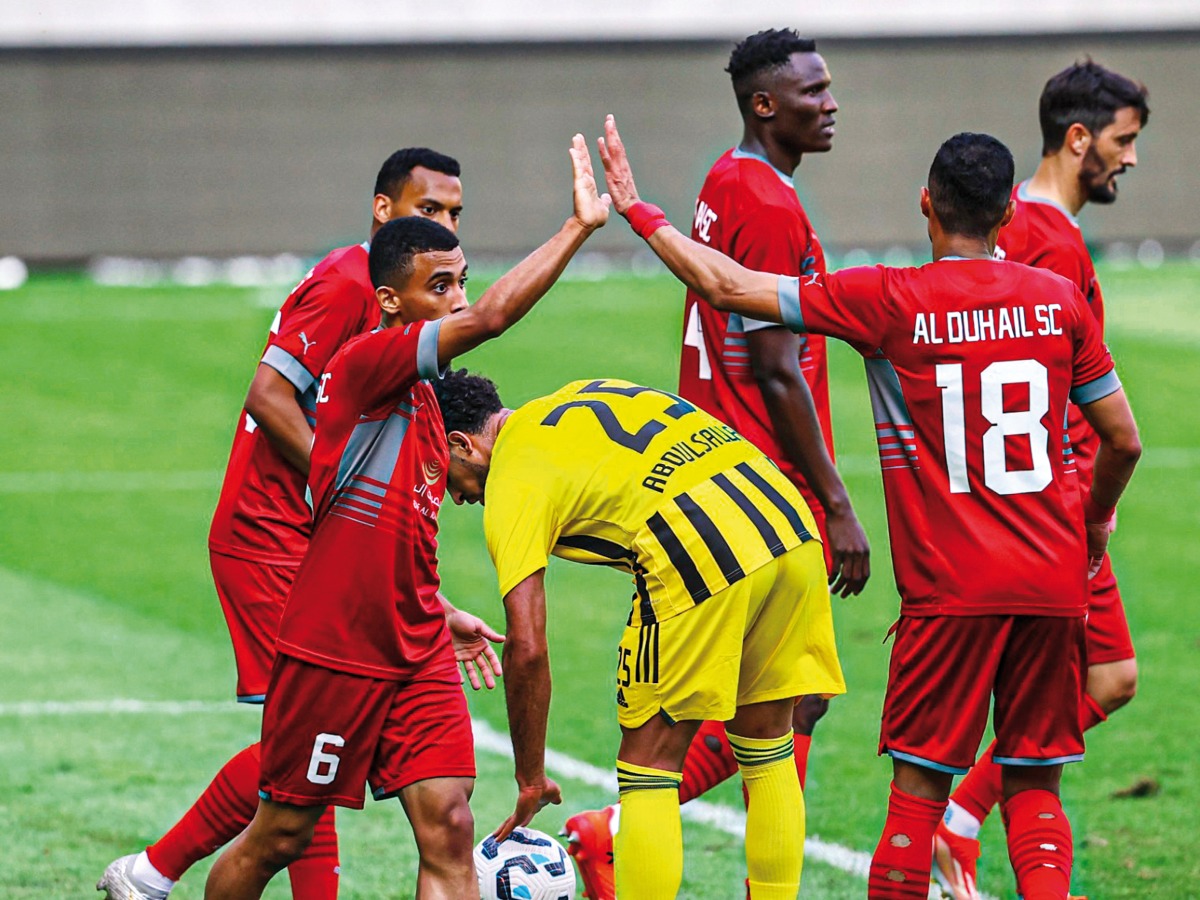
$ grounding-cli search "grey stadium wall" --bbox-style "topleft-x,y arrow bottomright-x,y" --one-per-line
2,32 -> 1197,262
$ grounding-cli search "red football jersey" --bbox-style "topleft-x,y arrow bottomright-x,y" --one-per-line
275,319 -> 451,680
209,243 -> 379,565
678,148 -> 833,517
997,182 -> 1105,486
778,259 -> 1119,617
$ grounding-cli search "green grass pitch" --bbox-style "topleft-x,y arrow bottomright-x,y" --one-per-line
1,262 -> 1197,898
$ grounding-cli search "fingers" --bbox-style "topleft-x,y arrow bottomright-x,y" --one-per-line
462,659 -> 483,691
482,643 -> 503,680
477,622 -> 506,644
492,813 -> 518,841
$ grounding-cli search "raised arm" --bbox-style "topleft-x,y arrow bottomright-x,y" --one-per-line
436,135 -> 610,366
595,115 -> 782,321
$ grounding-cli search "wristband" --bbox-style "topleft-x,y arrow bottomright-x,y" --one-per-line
1082,494 -> 1116,524
625,201 -> 670,241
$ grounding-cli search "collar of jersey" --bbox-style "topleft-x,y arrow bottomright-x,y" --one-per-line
1016,180 -> 1080,228
732,146 -> 794,187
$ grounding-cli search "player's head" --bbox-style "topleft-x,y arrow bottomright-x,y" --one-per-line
727,28 -> 836,155
368,216 -> 467,325
922,132 -> 1015,241
373,147 -> 464,232
1039,60 -> 1149,205
433,368 -> 506,506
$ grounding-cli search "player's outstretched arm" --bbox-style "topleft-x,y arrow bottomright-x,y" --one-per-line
438,592 -> 505,691
596,114 -> 781,321
244,364 -> 314,475
1078,387 -> 1142,573
435,135 -> 610,367
493,569 -> 563,840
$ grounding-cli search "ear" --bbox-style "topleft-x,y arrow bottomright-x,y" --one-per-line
919,186 -> 932,220
750,90 -> 777,121
999,198 -> 1016,229
1065,122 -> 1091,158
373,193 -> 392,226
376,284 -> 402,315
447,429 -> 474,455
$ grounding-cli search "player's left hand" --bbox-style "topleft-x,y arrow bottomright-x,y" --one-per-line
446,608 -> 505,690
826,507 -> 871,597
1086,515 -> 1116,579
570,133 -> 612,232
493,778 -> 563,841
596,114 -> 642,215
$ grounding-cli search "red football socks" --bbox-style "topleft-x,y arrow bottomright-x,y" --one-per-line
792,733 -> 812,792
146,742 -> 339,897
287,807 -> 340,900
678,720 -> 738,804
1003,789 -> 1073,899
867,783 -> 946,899
147,743 -> 261,879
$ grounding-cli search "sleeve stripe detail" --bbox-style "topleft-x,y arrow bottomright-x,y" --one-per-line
1070,369 -> 1121,405
417,317 -> 444,381
777,275 -> 805,332
261,345 -> 316,393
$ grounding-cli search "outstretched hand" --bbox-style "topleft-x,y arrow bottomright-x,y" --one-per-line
493,778 -> 563,842
446,608 -> 505,690
596,114 -> 642,215
570,133 -> 612,231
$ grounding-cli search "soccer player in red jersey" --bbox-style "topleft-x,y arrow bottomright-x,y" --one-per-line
597,118 -> 1142,899
98,148 -> 482,900
202,134 -> 610,900
933,61 -> 1150,899
565,33 -> 868,898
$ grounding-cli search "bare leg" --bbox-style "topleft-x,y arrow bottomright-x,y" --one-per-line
205,799 -> 325,900
397,776 -> 477,900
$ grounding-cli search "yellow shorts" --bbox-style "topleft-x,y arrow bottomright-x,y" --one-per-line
614,540 -> 845,728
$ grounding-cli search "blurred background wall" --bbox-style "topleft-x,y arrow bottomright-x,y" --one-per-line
3,2 -> 1198,262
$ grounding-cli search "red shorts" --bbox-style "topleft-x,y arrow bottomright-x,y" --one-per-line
879,615 -> 1087,773
1086,554 -> 1135,665
259,652 -> 475,808
210,551 -> 297,703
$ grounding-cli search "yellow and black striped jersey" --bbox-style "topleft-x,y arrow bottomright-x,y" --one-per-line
482,379 -> 820,624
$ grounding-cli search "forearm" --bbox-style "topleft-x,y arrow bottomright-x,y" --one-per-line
757,376 -> 851,514
502,640 -> 552,787
245,377 -> 312,474
640,223 -> 782,321
1089,440 -> 1141,512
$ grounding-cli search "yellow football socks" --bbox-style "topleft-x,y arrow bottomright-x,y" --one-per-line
614,760 -> 684,899
728,730 -> 805,900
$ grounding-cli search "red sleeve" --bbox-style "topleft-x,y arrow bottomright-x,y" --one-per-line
335,318 -> 444,414
264,274 -> 372,392
778,265 -> 888,351
729,203 -> 806,276
1067,288 -> 1119,403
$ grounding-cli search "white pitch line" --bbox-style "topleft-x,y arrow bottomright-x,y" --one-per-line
1,445 -> 1195,494
0,698 -> 984,900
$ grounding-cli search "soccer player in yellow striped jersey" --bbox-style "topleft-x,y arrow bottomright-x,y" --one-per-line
434,370 -> 846,900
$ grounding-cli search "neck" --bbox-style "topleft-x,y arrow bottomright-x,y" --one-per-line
1025,154 -> 1086,217
931,234 -> 995,262
739,129 -> 801,176
487,409 -> 513,444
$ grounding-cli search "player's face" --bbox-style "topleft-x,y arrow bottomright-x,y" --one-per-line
391,167 -> 465,232
1080,106 -> 1142,205
393,247 -> 469,321
771,53 -> 838,155
446,444 -> 489,505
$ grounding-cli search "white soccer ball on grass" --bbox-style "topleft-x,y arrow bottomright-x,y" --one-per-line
474,826 -> 576,900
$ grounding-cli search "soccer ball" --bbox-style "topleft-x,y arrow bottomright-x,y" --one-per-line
474,826 -> 576,900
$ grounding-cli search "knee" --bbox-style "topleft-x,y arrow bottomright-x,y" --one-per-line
415,796 -> 476,866
791,695 -> 830,735
1090,660 -> 1138,714
251,820 -> 317,872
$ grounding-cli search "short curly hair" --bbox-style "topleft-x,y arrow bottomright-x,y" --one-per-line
726,28 -> 817,116
928,132 -> 1015,239
434,368 -> 504,436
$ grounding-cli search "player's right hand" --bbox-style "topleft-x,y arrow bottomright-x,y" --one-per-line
596,114 -> 642,215
826,507 -> 871,597
1086,516 -> 1115,579
493,778 -> 564,841
570,133 -> 612,232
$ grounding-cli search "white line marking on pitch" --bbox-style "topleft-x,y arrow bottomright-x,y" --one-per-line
0,699 -> 985,899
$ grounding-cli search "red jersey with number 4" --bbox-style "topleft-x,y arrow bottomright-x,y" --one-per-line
275,319 -> 452,680
678,148 -> 833,515
209,243 -> 378,566
997,182 -> 1105,487
777,259 -> 1119,617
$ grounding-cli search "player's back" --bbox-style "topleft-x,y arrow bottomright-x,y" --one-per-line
680,150 -> 833,495
484,378 -> 821,625
209,242 -> 376,565
814,259 -> 1116,617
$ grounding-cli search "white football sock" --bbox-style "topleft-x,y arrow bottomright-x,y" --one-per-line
130,851 -> 176,898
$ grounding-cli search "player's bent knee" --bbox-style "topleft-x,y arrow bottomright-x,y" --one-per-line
410,792 -> 476,864
1089,658 -> 1138,713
